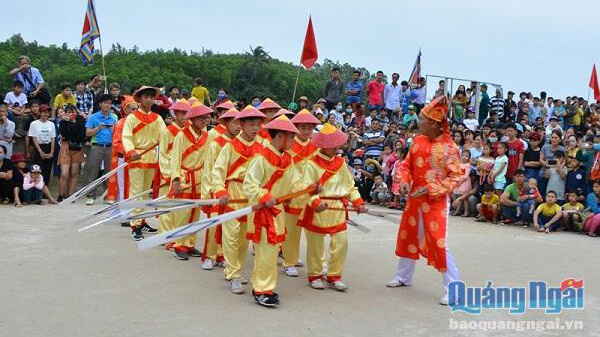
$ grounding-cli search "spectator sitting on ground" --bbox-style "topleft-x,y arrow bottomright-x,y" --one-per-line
476,183 -> 500,224
4,80 -> 28,120
500,169 -> 543,225
583,180 -> 600,237
533,190 -> 562,234
370,174 -> 390,206
561,190 -> 584,232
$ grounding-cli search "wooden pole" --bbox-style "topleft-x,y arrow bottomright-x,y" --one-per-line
291,66 -> 301,103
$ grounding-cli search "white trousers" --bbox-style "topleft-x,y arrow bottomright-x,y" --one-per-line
394,210 -> 460,293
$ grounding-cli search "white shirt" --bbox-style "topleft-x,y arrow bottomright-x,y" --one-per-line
463,118 -> 479,131
383,83 -> 401,110
4,91 -> 28,110
28,120 -> 56,144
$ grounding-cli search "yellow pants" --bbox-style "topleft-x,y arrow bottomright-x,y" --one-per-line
251,228 -> 280,294
305,230 -> 348,282
203,217 -> 223,261
282,213 -> 302,267
222,219 -> 248,280
129,167 -> 155,228
172,207 -> 200,250
158,184 -> 173,234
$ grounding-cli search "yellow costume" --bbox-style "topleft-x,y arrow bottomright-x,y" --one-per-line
122,109 -> 166,230
300,151 -> 363,283
212,135 -> 263,280
169,125 -> 211,252
243,143 -> 303,295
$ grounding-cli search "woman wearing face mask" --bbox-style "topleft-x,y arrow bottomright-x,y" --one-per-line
213,89 -> 230,109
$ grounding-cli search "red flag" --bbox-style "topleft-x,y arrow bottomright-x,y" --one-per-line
300,16 -> 318,69
589,64 -> 600,101
560,278 -> 584,291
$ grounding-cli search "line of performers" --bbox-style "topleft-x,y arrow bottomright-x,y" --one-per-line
105,86 -> 461,307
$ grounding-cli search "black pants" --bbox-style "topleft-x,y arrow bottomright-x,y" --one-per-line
0,178 -> 13,201
34,143 -> 53,186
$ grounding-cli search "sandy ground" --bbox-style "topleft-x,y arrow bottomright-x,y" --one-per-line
1,200 -> 599,337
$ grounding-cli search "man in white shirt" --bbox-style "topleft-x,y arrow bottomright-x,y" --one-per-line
463,109 -> 479,131
4,80 -> 28,117
384,73 -> 401,113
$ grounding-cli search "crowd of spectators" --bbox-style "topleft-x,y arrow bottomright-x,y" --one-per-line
2,56 -> 600,237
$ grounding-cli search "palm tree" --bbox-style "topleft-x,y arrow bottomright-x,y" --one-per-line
245,45 -> 270,85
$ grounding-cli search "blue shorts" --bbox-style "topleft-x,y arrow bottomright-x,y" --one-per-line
494,181 -> 505,190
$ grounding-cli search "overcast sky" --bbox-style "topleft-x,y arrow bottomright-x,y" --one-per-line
2,0 -> 599,99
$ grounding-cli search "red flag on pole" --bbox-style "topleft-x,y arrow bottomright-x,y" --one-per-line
589,64 -> 600,101
300,16 -> 318,69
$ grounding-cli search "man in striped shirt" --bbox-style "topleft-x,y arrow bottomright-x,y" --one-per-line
363,119 -> 385,159
489,88 -> 505,121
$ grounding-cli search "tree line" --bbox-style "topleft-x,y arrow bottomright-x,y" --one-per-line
0,34 -> 375,106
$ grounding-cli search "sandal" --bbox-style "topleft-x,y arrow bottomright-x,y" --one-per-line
461,213 -> 469,217
14,202 -> 23,207
475,217 -> 486,222
492,221 -> 499,225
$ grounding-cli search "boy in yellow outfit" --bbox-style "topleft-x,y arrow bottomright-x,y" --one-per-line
169,104 -> 213,260
208,101 -> 236,142
212,106 -> 266,293
156,101 -> 190,244
255,98 -> 281,145
243,115 -> 305,307
200,107 -> 241,270
300,124 -> 367,291
280,109 -> 321,277
123,86 -> 166,241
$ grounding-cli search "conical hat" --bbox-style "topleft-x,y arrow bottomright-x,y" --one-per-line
310,123 -> 348,148
185,104 -> 213,119
235,105 -> 268,120
273,108 -> 296,119
171,101 -> 191,113
263,115 -> 299,133
218,108 -> 240,120
257,98 -> 281,111
216,101 -> 236,111
291,109 -> 321,125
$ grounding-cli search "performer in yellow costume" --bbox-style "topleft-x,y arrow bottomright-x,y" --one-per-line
299,124 -> 367,291
280,108 -> 321,277
255,98 -> 281,145
122,86 -> 166,241
200,107 -> 241,270
212,106 -> 265,293
243,115 -> 304,308
156,101 -> 190,247
169,104 -> 213,260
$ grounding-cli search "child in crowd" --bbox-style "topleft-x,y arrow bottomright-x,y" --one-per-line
561,191 -> 584,231
533,191 -> 563,234
476,184 -> 499,224
489,142 -> 508,195
583,180 -> 600,237
565,156 -> 586,199
517,178 -> 541,218
22,164 -> 44,204
452,151 -> 472,216
477,142 -> 495,186
402,105 -> 418,127
370,174 -> 390,206
380,145 -> 393,184
389,146 -> 405,210
544,150 -> 567,204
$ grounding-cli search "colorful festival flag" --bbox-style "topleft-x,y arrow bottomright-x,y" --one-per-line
79,0 -> 101,64
408,49 -> 422,85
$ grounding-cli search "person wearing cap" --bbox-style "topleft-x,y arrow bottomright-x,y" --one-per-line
386,96 -> 462,306
402,105 -> 418,126
243,115 -> 305,307
22,164 -> 56,204
298,123 -> 367,291
297,96 -> 310,111
279,109 -> 321,277
256,98 -> 282,145
168,104 -> 213,260
199,107 -> 242,270
209,101 -> 236,142
122,86 -> 166,241
105,96 -> 138,212
155,100 -> 191,239
211,105 -> 266,293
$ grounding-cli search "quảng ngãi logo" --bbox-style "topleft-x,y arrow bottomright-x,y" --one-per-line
448,278 -> 584,315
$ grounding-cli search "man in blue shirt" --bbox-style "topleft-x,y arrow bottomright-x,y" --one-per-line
363,119 -> 385,159
8,55 -> 45,99
346,70 -> 363,109
84,94 -> 118,205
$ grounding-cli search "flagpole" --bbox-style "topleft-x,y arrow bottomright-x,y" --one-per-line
291,66 -> 301,103
98,35 -> 108,94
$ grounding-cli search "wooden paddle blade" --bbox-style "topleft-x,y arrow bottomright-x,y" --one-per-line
347,219 -> 371,233
60,162 -> 127,205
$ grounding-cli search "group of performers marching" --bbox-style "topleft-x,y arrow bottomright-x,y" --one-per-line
105,87 -> 461,307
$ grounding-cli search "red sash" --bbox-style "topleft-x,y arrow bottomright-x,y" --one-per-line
131,111 -> 159,135
226,138 -> 262,177
291,140 -> 318,163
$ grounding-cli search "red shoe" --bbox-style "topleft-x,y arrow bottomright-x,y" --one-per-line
502,219 -> 513,225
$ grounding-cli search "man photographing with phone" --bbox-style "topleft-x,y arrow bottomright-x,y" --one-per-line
84,94 -> 117,205
8,55 -> 48,104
